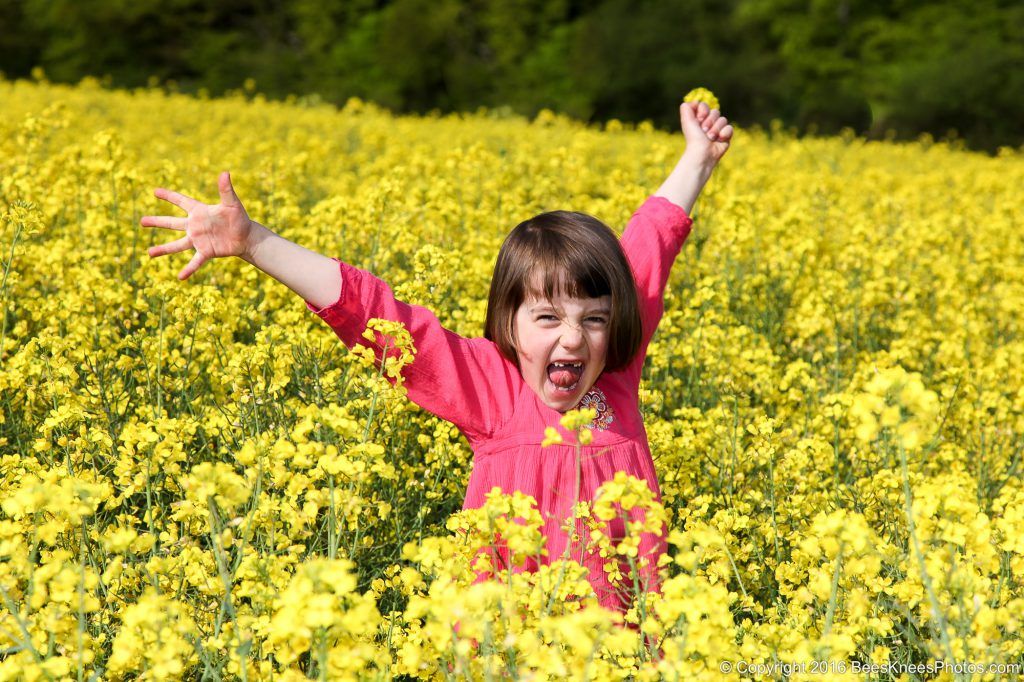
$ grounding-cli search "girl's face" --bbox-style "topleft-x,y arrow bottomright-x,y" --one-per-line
513,279 -> 612,413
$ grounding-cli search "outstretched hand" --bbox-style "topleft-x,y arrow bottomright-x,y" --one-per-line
679,101 -> 733,166
141,171 -> 253,280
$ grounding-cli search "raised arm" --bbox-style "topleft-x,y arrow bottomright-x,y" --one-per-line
653,101 -> 733,214
142,172 -> 516,440
618,102 -> 733,382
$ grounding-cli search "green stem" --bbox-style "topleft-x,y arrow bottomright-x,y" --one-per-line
0,221 -> 23,362
822,541 -> 844,636
0,584 -> 53,680
899,444 -> 958,667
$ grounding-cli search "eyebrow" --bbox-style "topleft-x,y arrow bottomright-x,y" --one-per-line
529,304 -> 611,315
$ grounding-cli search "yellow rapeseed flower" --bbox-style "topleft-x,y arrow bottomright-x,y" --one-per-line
683,87 -> 720,111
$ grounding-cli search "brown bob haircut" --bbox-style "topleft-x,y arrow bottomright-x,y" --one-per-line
483,209 -> 642,372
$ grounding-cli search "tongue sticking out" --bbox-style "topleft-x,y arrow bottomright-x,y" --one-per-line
547,364 -> 583,389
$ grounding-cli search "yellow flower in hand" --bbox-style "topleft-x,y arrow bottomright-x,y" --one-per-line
683,87 -> 720,111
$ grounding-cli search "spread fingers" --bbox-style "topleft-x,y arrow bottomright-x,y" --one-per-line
147,235 -> 192,258
154,187 -> 200,212
140,215 -> 187,231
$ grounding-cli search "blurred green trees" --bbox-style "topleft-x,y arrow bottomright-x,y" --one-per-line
2,0 -> 1020,150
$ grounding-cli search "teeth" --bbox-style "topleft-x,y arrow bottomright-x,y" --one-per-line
552,361 -> 583,368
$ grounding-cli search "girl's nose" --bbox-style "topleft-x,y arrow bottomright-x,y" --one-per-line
559,321 -> 585,348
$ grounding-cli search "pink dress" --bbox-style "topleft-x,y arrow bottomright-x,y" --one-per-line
305,196 -> 693,613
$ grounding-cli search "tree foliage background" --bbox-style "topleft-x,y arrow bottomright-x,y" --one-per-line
2,0 -> 1021,151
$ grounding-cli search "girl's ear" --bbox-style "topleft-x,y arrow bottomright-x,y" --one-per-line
510,313 -> 525,353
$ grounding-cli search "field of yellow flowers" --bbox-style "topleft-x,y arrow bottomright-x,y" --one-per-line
2,74 -> 1024,680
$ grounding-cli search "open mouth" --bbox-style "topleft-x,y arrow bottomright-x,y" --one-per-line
546,361 -> 584,393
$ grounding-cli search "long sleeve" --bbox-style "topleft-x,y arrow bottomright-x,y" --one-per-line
305,258 -> 518,441
618,196 -> 693,386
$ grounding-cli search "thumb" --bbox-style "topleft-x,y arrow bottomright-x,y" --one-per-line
681,101 -> 698,123
680,102 -> 703,131
679,102 -> 704,137
218,171 -> 240,207
179,251 -> 206,281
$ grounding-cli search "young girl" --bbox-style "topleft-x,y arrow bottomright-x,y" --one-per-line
143,101 -> 733,615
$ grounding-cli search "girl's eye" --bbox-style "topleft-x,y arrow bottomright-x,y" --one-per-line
536,315 -> 606,324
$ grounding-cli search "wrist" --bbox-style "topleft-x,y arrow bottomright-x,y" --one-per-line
242,222 -> 273,265
653,153 -> 717,215
679,151 -> 717,180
